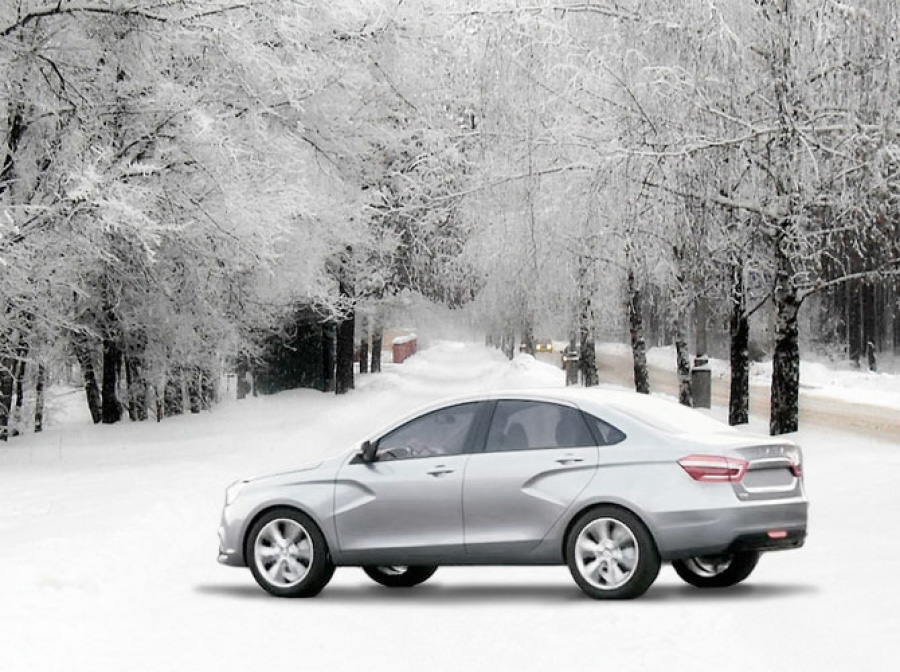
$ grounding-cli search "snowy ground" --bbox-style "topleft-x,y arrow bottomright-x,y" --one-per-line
2,342 -> 899,672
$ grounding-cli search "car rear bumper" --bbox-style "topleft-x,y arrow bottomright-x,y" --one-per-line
728,528 -> 806,552
651,497 -> 808,561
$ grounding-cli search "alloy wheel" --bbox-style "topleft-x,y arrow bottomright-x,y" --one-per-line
253,518 -> 313,588
574,517 -> 639,590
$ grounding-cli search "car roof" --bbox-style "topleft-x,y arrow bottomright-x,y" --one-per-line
372,387 -> 695,434
387,386 -> 769,438
367,386 -> 785,449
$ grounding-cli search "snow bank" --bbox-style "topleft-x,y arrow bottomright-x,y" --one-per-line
752,358 -> 900,409
358,341 -> 564,401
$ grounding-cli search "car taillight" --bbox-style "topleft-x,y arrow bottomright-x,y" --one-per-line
789,461 -> 802,478
678,455 -> 748,483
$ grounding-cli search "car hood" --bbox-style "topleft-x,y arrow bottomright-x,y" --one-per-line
243,452 -> 346,490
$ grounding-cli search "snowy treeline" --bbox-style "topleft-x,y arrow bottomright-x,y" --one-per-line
2,0 -> 899,438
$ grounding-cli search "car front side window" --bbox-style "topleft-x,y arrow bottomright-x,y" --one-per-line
484,401 -> 596,452
376,402 -> 480,461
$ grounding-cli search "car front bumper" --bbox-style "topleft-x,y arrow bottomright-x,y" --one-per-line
217,507 -> 246,567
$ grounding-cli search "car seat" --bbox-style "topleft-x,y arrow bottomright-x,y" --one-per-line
503,422 -> 528,450
555,416 -> 584,448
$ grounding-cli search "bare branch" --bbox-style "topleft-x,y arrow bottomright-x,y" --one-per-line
800,262 -> 900,301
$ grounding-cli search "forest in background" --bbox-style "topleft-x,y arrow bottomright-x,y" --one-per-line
2,0 -> 899,439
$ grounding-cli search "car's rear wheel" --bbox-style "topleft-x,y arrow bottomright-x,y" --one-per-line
672,551 -> 760,588
246,508 -> 335,597
566,507 -> 661,599
362,565 -> 438,588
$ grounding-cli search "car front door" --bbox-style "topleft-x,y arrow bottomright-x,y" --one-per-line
334,401 -> 486,564
463,400 -> 599,556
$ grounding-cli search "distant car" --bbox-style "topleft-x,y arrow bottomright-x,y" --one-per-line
218,389 -> 807,599
535,340 -> 553,353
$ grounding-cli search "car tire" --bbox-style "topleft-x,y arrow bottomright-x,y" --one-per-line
672,551 -> 760,588
566,506 -> 661,599
362,565 -> 438,588
246,508 -> 335,597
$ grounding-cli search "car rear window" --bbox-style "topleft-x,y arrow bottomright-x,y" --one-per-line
583,413 -> 626,446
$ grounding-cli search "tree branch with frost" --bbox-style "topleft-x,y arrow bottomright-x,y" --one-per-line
428,163 -> 593,204
0,1 -> 252,37
641,178 -> 784,223
799,261 -> 900,302
0,2 -> 167,36
445,3 -> 641,22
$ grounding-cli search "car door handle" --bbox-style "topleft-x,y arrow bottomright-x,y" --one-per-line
426,466 -> 455,477
555,456 -> 584,465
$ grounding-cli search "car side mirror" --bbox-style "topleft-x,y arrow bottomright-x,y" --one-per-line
361,440 -> 377,463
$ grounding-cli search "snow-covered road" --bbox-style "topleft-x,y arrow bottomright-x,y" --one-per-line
580,344 -> 900,440
2,343 -> 898,672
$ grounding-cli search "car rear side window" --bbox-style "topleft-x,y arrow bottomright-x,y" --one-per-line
376,402 -> 481,461
583,413 -> 626,446
485,401 -> 595,452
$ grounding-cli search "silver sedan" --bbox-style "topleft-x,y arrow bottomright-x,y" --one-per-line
217,388 -> 808,599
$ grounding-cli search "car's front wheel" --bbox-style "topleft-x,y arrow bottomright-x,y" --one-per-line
246,508 -> 335,597
566,507 -> 661,599
672,551 -> 760,588
362,565 -> 438,588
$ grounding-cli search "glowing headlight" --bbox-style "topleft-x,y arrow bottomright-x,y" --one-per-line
225,480 -> 248,506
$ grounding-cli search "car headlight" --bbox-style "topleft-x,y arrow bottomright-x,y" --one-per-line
225,480 -> 249,506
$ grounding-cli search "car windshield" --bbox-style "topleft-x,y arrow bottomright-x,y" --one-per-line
608,397 -> 734,435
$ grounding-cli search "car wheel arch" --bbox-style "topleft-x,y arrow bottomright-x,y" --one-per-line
560,501 -> 661,561
241,504 -> 333,564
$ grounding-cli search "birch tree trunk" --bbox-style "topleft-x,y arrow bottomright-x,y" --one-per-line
358,314 -> 369,375
694,297 -> 709,357
164,368 -> 184,417
627,269 -> 650,394
101,338 -> 123,424
335,311 -> 355,394
10,352 -> 27,436
729,264 -> 750,426
200,369 -> 215,410
125,356 -> 148,421
770,245 -> 801,435
73,339 -> 102,424
188,368 -> 202,414
578,255 -> 598,387
0,358 -> 14,440
370,313 -> 382,373
335,274 -> 355,395
502,330 -> 516,360
764,0 -> 803,436
321,323 -> 336,392
0,97 -> 26,441
34,364 -> 45,433
674,318 -> 692,407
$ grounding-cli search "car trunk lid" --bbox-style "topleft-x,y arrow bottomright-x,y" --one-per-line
731,443 -> 803,501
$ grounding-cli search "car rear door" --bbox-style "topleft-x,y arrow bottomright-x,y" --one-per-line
334,401 -> 488,563
463,400 -> 599,556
